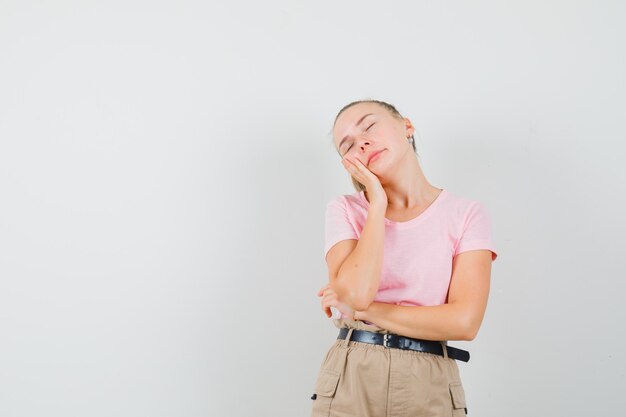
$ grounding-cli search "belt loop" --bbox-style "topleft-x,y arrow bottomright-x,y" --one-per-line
440,340 -> 456,384
440,340 -> 449,359
342,328 -> 354,348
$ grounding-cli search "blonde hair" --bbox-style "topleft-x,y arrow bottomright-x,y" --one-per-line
330,99 -> 418,192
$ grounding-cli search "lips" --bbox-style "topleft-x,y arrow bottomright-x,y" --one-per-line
367,150 -> 384,165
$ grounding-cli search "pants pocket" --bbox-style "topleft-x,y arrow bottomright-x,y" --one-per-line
449,382 -> 468,415
310,369 -> 341,417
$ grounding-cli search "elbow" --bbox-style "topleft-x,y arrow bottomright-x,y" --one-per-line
351,285 -> 378,311
461,318 -> 480,341
452,303 -> 482,341
334,276 -> 377,312
351,296 -> 373,312
464,327 -> 478,341
346,291 -> 375,311
341,287 -> 373,311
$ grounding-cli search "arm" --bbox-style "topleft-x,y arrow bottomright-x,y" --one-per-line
330,205 -> 386,311
354,249 -> 493,341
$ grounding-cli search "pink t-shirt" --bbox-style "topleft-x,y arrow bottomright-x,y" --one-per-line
324,188 -> 498,320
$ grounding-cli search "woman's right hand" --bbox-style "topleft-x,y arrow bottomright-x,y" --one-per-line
342,156 -> 388,210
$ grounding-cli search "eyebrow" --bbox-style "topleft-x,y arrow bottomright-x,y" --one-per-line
337,113 -> 374,151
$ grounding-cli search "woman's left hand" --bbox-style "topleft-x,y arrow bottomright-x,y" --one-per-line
317,283 -> 355,319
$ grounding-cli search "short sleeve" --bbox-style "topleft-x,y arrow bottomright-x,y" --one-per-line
324,197 -> 359,261
454,201 -> 498,261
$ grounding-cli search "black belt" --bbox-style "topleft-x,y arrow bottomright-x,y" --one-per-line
337,328 -> 470,363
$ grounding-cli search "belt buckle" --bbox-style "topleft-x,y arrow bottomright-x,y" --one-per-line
383,334 -> 390,348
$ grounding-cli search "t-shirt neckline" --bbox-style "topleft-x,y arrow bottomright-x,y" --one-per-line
357,188 -> 447,228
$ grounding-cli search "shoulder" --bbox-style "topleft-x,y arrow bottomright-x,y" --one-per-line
442,189 -> 490,214
325,191 -> 366,211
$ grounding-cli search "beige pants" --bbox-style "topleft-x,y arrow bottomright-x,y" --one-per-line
310,317 -> 468,417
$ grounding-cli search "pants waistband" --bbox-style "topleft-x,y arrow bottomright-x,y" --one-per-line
337,328 -> 470,362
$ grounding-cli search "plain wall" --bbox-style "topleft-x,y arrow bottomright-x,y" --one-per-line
1,1 -> 625,416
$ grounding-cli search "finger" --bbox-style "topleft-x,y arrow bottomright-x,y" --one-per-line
322,299 -> 334,310
320,284 -> 332,294
343,158 -> 364,182
351,157 -> 372,174
349,157 -> 373,174
321,286 -> 334,295
341,159 -> 354,173
321,300 -> 332,317
321,291 -> 336,302
317,284 -> 330,296
345,157 -> 372,181
343,157 -> 358,170
348,157 -> 363,168
322,296 -> 338,311
343,157 -> 360,169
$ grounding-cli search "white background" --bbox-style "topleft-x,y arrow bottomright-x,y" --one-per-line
1,1 -> 625,416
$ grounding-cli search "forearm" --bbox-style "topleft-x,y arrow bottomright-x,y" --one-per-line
355,302 -> 472,341
333,207 -> 386,311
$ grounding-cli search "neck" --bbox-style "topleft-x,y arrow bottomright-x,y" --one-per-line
376,153 -> 439,209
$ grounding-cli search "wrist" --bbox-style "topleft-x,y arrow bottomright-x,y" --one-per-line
368,205 -> 387,218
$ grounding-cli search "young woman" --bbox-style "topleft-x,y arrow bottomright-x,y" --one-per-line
311,99 -> 498,417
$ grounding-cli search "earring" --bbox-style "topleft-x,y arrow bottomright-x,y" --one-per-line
408,135 -> 414,143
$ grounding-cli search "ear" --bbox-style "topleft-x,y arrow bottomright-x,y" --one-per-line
403,117 -> 415,137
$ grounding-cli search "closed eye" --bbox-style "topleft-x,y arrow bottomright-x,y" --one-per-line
343,123 -> 375,154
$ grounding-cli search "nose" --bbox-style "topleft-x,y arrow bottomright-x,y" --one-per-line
358,139 -> 371,150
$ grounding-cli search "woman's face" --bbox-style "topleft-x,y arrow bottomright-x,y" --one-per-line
332,102 -> 413,171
